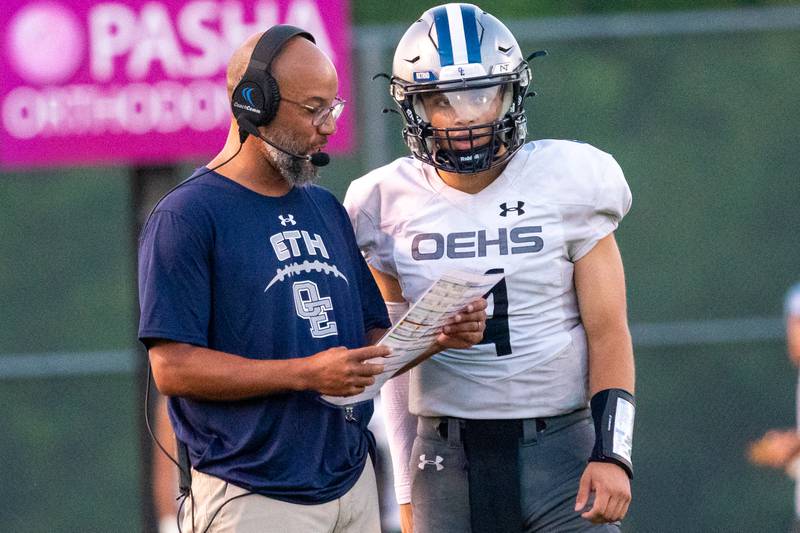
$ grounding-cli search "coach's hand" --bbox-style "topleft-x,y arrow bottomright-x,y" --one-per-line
574,462 -> 631,523
435,298 -> 488,349
399,503 -> 413,533
303,345 -> 389,397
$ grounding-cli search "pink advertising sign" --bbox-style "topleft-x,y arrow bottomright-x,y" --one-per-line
0,0 -> 353,169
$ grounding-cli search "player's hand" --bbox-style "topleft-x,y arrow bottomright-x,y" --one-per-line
749,429 -> 800,469
574,462 -> 631,524
399,503 -> 413,533
435,298 -> 488,349
303,345 -> 389,396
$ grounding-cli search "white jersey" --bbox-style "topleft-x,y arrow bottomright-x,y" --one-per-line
788,283 -> 800,517
787,284 -> 800,318
344,140 -> 632,419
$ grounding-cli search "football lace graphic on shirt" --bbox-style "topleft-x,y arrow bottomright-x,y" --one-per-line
264,260 -> 349,292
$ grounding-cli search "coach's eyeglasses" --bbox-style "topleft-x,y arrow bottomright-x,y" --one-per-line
281,96 -> 346,126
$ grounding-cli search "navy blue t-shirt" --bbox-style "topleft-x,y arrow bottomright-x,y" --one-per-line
137,169 -> 390,504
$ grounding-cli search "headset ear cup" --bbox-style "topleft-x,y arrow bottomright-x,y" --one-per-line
231,72 -> 279,128
232,78 -> 267,127
261,73 -> 281,125
231,80 -> 248,122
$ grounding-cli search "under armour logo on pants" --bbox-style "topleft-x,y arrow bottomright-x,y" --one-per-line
418,454 -> 444,471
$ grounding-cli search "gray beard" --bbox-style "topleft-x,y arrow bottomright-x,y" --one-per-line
260,130 -> 319,186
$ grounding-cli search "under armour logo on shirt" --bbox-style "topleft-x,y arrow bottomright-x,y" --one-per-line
418,454 -> 444,471
499,201 -> 525,217
279,214 -> 296,226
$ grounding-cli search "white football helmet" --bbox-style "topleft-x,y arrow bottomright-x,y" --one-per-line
390,3 -> 532,174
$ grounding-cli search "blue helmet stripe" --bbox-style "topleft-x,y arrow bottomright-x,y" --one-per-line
460,5 -> 482,64
432,6 -> 454,67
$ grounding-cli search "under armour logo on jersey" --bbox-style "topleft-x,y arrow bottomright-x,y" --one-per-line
418,454 -> 444,471
279,214 -> 296,226
499,201 -> 525,217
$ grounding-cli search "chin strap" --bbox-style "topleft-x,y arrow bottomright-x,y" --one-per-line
435,144 -> 494,173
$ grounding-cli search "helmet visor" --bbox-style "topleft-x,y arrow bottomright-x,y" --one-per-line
416,85 -> 510,126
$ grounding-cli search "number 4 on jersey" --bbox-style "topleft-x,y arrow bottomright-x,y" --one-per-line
478,268 -> 511,356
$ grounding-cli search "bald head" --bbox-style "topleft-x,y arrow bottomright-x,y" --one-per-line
225,31 -> 337,101
270,37 -> 337,98
226,32 -> 261,98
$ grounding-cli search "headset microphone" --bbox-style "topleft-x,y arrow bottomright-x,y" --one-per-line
309,151 -> 330,167
237,117 -> 330,167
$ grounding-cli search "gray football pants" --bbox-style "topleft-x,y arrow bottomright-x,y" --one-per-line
410,408 -> 622,533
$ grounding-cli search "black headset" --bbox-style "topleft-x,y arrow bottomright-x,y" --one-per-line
140,26 -> 321,238
231,25 -> 315,129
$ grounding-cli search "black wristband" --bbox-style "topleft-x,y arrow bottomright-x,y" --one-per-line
589,388 -> 635,479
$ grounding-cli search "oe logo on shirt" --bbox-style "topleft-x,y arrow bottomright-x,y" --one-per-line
292,281 -> 338,338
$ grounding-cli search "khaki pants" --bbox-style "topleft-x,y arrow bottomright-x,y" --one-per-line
180,459 -> 380,533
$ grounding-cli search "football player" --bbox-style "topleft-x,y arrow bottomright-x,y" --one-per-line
344,4 -> 636,532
